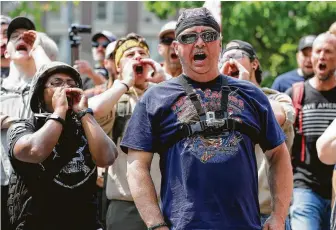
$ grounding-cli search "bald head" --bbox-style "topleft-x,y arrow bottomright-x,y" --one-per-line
311,32 -> 336,81
329,22 -> 336,36
313,32 -> 336,47
38,32 -> 59,61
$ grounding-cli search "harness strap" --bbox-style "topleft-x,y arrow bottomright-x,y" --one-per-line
179,117 -> 259,140
163,74 -> 260,150
176,75 -> 207,120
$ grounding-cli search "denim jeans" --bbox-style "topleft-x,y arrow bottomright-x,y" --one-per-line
260,214 -> 291,230
290,188 -> 331,230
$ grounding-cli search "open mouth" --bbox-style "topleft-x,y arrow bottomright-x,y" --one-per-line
135,65 -> 143,74
319,63 -> 327,71
193,52 -> 207,61
230,70 -> 240,78
16,43 -> 28,52
170,53 -> 178,60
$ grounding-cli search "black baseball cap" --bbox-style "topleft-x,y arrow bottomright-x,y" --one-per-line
92,30 -> 116,43
223,40 -> 258,59
7,16 -> 36,40
298,35 -> 316,51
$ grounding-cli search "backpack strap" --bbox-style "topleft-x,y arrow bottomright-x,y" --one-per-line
292,81 -> 305,162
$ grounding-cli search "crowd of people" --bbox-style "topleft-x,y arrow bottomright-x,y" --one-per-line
0,7 -> 336,230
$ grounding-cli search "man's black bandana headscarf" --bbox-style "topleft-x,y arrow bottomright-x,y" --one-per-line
175,7 -> 220,37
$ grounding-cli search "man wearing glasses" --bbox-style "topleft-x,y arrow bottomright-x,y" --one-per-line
121,7 -> 293,230
221,40 -> 294,230
7,61 -> 117,230
74,30 -> 116,90
158,21 -> 182,79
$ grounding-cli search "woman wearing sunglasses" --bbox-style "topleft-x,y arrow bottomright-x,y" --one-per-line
122,7 -> 292,230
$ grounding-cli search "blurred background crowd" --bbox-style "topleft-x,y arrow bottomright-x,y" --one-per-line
1,1 -> 335,87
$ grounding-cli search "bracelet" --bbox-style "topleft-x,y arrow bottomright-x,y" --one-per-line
120,82 -> 130,91
147,222 -> 168,230
77,108 -> 94,120
46,114 -> 65,127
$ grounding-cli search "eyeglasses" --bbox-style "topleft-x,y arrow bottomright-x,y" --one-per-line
177,31 -> 219,45
45,79 -> 79,88
222,52 -> 251,63
92,41 -> 110,48
160,37 -> 175,46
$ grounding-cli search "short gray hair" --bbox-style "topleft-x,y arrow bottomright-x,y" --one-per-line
38,32 -> 59,61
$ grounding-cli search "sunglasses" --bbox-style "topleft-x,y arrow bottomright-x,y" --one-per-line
222,51 -> 251,63
177,31 -> 219,45
92,41 -> 110,48
160,37 -> 175,46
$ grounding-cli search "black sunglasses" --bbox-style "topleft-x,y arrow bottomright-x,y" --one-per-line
160,37 -> 175,46
92,41 -> 110,48
177,31 -> 219,45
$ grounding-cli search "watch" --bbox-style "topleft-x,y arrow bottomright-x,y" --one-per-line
46,114 -> 66,127
77,108 -> 94,120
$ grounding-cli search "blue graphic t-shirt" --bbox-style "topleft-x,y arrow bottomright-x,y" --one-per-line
121,75 -> 286,230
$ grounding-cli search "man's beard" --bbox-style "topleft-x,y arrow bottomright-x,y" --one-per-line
317,70 -> 335,81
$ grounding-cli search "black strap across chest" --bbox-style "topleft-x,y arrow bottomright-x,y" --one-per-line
176,74 -> 230,120
164,74 -> 260,149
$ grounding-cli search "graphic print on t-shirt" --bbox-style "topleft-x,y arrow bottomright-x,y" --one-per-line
53,134 -> 96,189
171,88 -> 244,163
302,102 -> 336,136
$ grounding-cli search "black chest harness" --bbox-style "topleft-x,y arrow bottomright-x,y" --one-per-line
169,74 -> 260,145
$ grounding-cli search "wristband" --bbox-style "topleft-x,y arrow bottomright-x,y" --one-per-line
147,222 -> 168,230
46,114 -> 65,127
77,108 -> 94,120
120,82 -> 130,91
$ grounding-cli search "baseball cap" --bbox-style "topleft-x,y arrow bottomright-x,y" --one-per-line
7,16 -> 36,40
29,62 -> 82,113
1,15 -> 12,25
159,21 -> 177,38
224,40 -> 258,59
92,30 -> 116,43
298,35 -> 316,51
105,41 -> 117,59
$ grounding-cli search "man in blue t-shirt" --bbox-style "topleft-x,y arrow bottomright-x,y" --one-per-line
272,35 -> 316,93
121,7 -> 293,230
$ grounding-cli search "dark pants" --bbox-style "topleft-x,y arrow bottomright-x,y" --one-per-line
106,200 -> 146,230
1,185 -> 9,230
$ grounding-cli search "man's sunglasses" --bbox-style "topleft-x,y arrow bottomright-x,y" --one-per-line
177,31 -> 219,45
222,51 -> 251,63
92,41 -> 110,48
160,37 -> 175,46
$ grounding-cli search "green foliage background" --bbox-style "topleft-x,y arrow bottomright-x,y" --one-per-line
145,1 -> 336,87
